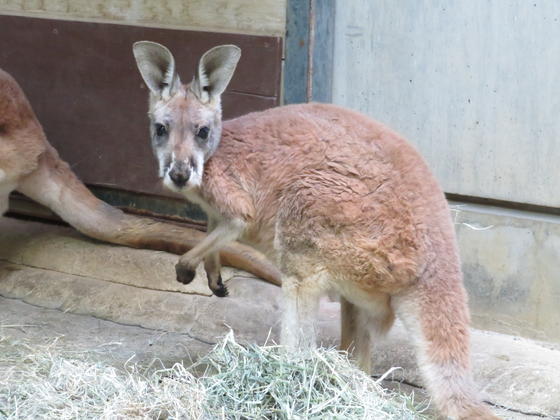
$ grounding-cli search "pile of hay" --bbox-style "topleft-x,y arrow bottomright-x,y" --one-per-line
0,331 -> 429,419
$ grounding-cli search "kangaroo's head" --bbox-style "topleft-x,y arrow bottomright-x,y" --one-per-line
133,41 -> 240,192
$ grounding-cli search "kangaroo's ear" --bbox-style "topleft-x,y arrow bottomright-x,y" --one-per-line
133,41 -> 181,98
190,45 -> 241,103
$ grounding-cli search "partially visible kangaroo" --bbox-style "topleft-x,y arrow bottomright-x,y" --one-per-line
0,68 -> 281,290
132,41 -> 499,419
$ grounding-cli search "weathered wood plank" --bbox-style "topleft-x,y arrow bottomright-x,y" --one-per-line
0,0 -> 287,36
284,0 -> 311,104
284,0 -> 336,104
311,0 -> 335,103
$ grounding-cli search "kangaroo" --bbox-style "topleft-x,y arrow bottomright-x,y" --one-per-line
0,68 -> 281,290
132,41 -> 499,419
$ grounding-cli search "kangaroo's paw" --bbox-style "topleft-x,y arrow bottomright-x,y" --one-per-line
176,262 -> 196,285
211,275 -> 229,298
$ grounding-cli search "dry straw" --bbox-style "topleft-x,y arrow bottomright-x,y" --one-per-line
0,331 -> 429,419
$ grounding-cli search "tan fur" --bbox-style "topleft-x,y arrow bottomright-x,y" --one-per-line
133,43 -> 500,419
0,68 -> 281,286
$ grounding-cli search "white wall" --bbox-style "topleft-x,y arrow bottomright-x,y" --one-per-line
333,0 -> 560,207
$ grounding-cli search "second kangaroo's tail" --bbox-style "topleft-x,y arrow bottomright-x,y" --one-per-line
16,146 -> 281,286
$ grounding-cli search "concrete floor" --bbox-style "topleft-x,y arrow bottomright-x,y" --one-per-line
1,217 -> 559,419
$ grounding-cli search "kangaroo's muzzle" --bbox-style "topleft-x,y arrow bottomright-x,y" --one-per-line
168,161 -> 191,188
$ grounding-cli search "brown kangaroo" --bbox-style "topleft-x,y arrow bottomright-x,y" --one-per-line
0,68 -> 281,288
132,41 -> 499,419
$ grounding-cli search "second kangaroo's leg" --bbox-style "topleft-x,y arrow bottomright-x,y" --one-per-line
176,218 -> 245,285
340,294 -> 394,374
340,298 -> 372,373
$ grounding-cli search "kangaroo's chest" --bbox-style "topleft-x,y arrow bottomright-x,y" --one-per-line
240,222 -> 278,262
189,188 -> 278,260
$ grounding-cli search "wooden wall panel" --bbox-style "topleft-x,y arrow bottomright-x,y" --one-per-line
0,15 -> 282,196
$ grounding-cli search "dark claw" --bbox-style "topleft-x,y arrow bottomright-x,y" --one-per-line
212,283 -> 229,297
176,263 -> 196,285
210,274 -> 229,297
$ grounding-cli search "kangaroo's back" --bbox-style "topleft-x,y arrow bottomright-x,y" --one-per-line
211,103 -> 455,279
0,69 -> 47,181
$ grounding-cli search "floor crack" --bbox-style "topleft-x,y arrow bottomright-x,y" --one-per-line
0,294 -> 216,347
0,259 -> 212,296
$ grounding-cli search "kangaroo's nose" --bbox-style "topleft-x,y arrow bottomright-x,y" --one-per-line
169,164 -> 190,187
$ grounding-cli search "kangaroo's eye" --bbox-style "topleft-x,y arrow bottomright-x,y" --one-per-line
197,126 -> 209,140
155,123 -> 167,137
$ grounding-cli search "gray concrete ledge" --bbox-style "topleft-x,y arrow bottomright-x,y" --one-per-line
2,208 -> 559,347
452,202 -> 560,343
0,261 -> 282,345
0,217 -> 245,297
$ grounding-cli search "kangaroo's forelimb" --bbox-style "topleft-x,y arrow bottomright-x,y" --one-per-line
16,146 -> 281,287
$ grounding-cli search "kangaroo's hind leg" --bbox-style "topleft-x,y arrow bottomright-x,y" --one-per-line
340,294 -> 394,374
280,273 -> 324,350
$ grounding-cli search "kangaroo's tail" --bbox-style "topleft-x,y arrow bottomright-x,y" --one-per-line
393,262 -> 499,420
16,145 -> 281,286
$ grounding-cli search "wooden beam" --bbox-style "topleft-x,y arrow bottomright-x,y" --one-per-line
311,0 -> 335,103
284,0 -> 311,104
283,0 -> 335,104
